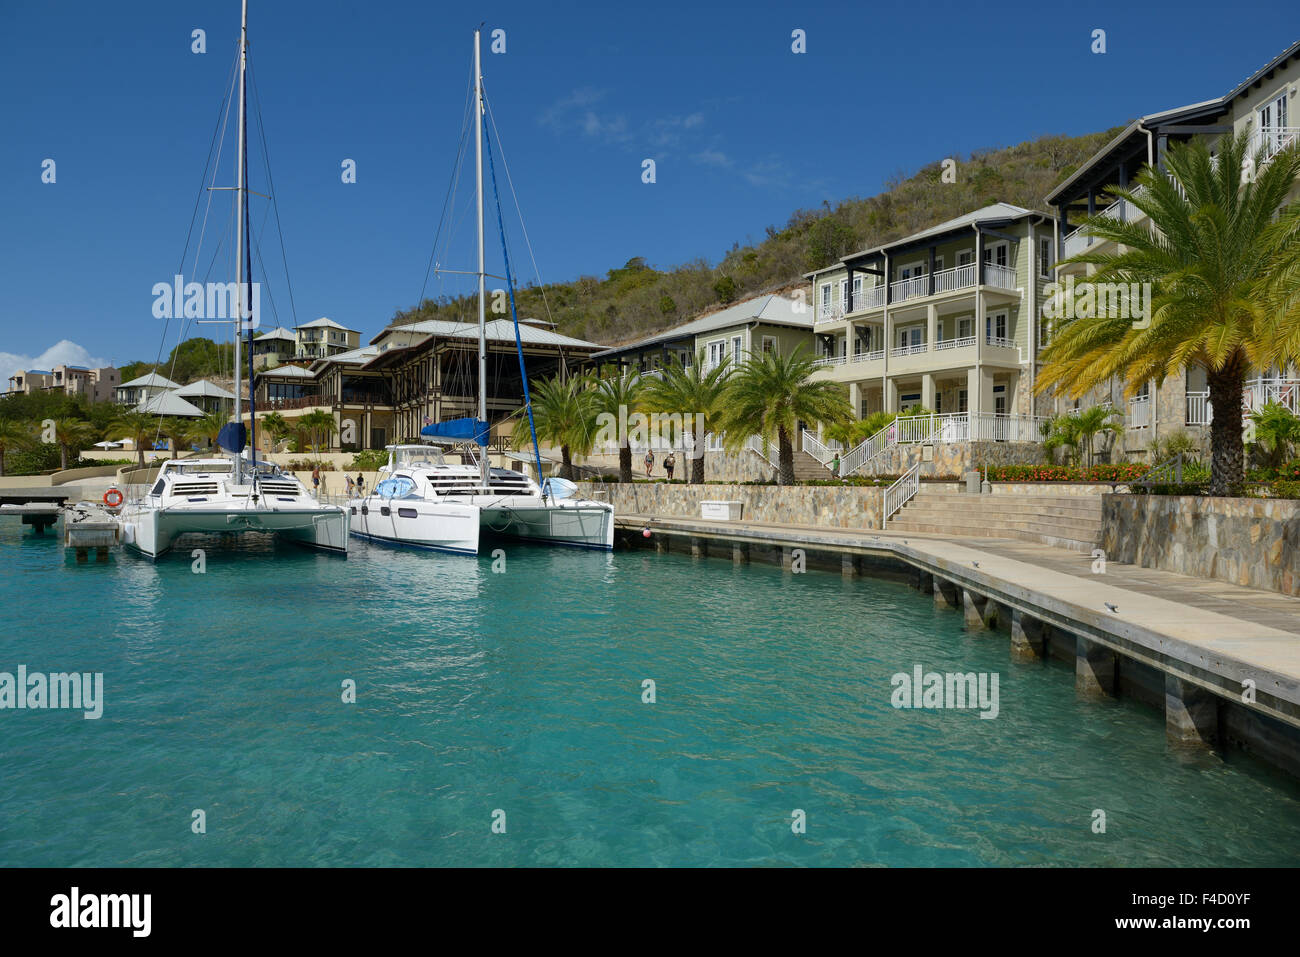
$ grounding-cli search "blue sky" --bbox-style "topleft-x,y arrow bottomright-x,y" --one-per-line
1,0 -> 1297,381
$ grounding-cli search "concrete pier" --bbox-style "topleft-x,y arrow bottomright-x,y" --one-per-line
616,512 -> 1300,780
733,543 -> 749,566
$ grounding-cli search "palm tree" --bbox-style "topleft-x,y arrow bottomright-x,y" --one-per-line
110,410 -> 158,468
51,418 -> 96,470
1248,401 -> 1300,471
513,373 -> 595,480
718,346 -> 851,486
1037,130 -> 1300,495
1041,413 -> 1083,465
643,350 -> 731,484
590,368 -> 645,483
1073,405 -> 1123,467
298,410 -> 337,463
157,417 -> 191,458
187,410 -> 230,453
260,411 -> 290,453
0,419 -> 35,477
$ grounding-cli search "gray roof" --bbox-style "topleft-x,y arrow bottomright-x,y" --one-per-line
296,316 -> 354,331
591,292 -> 813,358
805,203 -> 1046,278
258,364 -> 316,379
255,326 -> 297,341
119,372 -> 181,389
136,390 -> 206,417
175,379 -> 235,399
1045,39 -> 1300,205
378,318 -> 601,350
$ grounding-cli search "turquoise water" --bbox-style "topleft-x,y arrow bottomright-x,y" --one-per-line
2,521 -> 1299,867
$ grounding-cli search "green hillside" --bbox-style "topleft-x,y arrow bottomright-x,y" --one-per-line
391,127 -> 1124,346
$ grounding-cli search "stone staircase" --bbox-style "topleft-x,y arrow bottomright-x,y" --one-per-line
888,485 -> 1103,552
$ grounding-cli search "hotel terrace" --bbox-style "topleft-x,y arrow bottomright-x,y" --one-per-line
1046,38 -> 1300,457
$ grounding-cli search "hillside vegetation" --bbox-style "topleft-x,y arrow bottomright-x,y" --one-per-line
391,127 -> 1124,345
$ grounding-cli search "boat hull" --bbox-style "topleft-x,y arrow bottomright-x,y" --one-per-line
479,502 -> 614,550
346,500 -> 480,555
120,505 -> 350,559
345,496 -> 614,553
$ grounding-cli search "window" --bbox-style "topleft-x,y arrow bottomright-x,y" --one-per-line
900,392 -> 922,412
958,389 -> 969,413
957,316 -> 974,340
986,311 -> 1008,343
762,336 -> 778,355
1258,91 -> 1290,157
732,336 -> 743,364
1039,237 -> 1053,278
706,340 -> 728,370
898,326 -> 923,349
820,284 -> 832,309
957,250 -> 973,267
993,383 -> 1007,416
934,318 -> 945,343
1039,316 -> 1052,348
983,241 -> 1009,268
935,391 -> 943,413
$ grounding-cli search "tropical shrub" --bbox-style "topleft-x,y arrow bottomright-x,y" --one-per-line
347,449 -> 389,471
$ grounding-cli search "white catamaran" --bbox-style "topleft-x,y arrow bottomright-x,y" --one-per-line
117,0 -> 348,559
347,30 -> 613,555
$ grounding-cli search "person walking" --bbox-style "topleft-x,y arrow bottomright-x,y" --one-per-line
830,453 -> 841,480
356,473 -> 366,497
345,474 -> 355,497
664,452 -> 676,481
644,449 -> 655,479
311,466 -> 321,498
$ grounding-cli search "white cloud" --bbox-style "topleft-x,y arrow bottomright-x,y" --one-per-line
0,340 -> 111,389
693,149 -> 732,168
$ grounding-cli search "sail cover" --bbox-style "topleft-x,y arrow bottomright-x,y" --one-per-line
420,417 -> 489,446
217,422 -> 247,453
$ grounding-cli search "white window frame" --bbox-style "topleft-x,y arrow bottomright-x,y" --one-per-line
986,310 -> 1008,341
983,241 -> 1009,269
761,335 -> 778,355
957,316 -> 974,339
1039,237 -> 1053,278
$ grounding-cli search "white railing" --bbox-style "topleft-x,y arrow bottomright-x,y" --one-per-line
935,335 -> 976,351
840,419 -> 894,477
1251,127 -> 1300,167
883,464 -> 920,523
982,263 -> 1017,290
1061,183 -> 1152,259
1245,377 -> 1299,415
970,412 -> 1046,442
1128,395 -> 1151,429
800,429 -> 838,466
744,434 -> 780,469
933,262 -> 978,294
890,341 -> 928,358
890,274 -> 930,303
986,335 -> 1016,350
1186,390 -> 1211,425
846,286 -> 886,313
851,349 -> 885,363
812,354 -> 848,368
816,300 -> 845,324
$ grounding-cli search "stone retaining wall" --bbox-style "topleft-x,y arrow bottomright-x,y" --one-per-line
577,481 -> 886,530
1101,494 -> 1300,596
864,441 -> 1043,479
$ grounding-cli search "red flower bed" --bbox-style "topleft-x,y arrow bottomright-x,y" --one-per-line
984,463 -> 1148,483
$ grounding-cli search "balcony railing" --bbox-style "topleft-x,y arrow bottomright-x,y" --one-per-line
811,354 -> 848,368
935,335 -> 976,351
816,300 -> 845,324
1187,377 -> 1300,425
1127,395 -> 1151,429
986,335 -> 1016,350
851,349 -> 885,363
1251,127 -> 1300,167
889,274 -> 930,302
890,341 -> 928,358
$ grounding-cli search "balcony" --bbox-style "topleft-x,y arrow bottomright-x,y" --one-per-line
1251,127 -> 1300,168
811,354 -> 849,368
1186,377 -> 1300,425
935,335 -> 976,351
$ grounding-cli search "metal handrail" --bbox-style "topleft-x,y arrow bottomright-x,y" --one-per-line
883,463 -> 920,523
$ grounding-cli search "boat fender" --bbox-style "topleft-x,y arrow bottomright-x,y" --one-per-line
121,522 -> 136,545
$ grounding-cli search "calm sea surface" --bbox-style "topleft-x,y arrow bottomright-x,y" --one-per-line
2,522 -> 1299,866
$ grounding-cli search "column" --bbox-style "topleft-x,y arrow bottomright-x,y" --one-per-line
921,374 -> 936,412
1075,635 -> 1116,697
1010,609 -> 1045,661
886,379 -> 899,414
848,381 -> 861,419
1165,675 -> 1219,748
925,303 -> 938,351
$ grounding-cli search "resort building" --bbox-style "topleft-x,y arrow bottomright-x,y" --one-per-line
115,372 -> 181,406
590,291 -> 814,375
174,379 -> 235,416
1045,38 -> 1300,458
135,390 -> 205,419
294,317 -> 360,360
251,326 -> 298,368
5,364 -> 118,401
241,317 -> 601,452
806,202 -> 1055,426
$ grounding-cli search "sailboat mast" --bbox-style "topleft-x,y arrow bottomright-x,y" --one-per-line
474,29 -> 488,488
232,0 -> 249,484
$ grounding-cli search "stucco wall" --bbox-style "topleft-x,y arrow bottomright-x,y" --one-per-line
1101,494 -> 1300,596
577,481 -> 886,531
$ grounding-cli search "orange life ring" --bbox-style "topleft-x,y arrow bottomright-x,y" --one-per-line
103,488 -> 124,508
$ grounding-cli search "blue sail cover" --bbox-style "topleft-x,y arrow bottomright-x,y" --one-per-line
420,417 -> 489,446
217,422 -> 247,453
